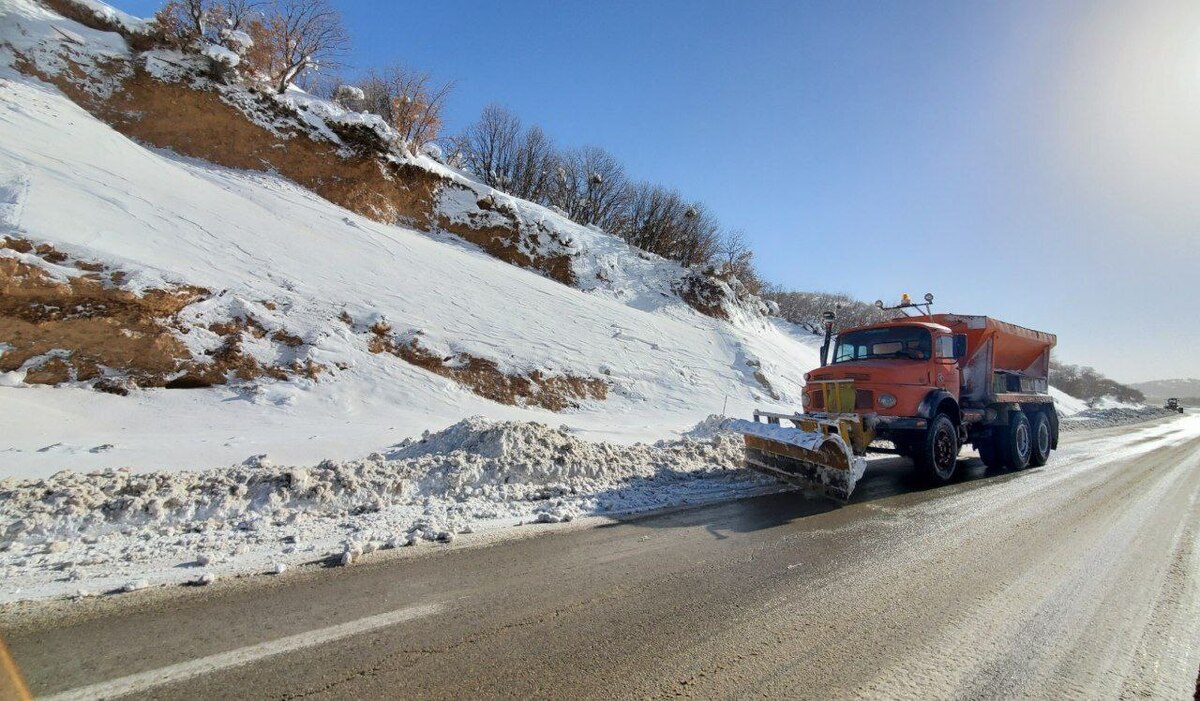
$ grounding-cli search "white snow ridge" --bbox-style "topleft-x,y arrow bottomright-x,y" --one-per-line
0,417 -> 778,601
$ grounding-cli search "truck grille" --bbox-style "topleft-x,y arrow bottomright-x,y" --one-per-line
809,385 -> 872,411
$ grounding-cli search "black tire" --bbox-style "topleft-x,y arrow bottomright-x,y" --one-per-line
999,412 -> 1032,470
977,435 -> 1004,469
914,414 -> 960,484
1029,411 -> 1052,467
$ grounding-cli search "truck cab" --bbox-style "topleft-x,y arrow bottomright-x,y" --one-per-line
803,320 -> 964,420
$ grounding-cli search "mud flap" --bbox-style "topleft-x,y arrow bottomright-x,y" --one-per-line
726,419 -> 867,500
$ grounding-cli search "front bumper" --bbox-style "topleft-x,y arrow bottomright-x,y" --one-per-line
869,415 -> 929,435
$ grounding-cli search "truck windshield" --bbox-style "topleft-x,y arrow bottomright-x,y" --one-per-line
833,326 -> 932,363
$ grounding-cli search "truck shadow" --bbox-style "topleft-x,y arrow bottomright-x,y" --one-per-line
591,455 -> 1037,539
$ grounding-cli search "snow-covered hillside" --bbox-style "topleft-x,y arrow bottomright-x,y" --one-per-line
0,0 -> 821,479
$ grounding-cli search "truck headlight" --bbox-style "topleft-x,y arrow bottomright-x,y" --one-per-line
878,393 -> 897,408
801,391 -> 811,407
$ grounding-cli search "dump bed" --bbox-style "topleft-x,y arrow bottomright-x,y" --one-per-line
932,314 -> 1056,403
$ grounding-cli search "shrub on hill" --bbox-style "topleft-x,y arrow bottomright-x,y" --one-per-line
760,289 -> 890,334
1049,361 -> 1145,405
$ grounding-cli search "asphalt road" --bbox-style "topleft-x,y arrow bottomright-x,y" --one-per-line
5,414 -> 1200,699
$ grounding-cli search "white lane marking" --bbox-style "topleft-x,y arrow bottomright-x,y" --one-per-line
42,603 -> 443,701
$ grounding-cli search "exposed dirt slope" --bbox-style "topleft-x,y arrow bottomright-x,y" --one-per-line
0,237 -> 321,388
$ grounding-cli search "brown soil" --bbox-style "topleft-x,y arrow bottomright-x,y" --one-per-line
0,236 -> 323,389
745,361 -> 781,401
369,328 -> 607,411
0,238 -> 206,386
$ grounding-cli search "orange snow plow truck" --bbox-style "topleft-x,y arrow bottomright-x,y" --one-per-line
727,294 -> 1057,499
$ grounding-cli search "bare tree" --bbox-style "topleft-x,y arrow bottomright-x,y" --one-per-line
508,125 -> 557,202
221,0 -> 261,31
256,0 -> 350,94
453,104 -> 522,190
674,202 -> 722,268
715,229 -> 762,292
351,66 -> 453,147
155,0 -> 261,43
761,290 -> 891,334
155,0 -> 216,42
449,105 -> 761,290
546,146 -> 629,231
618,182 -> 684,256
618,182 -> 719,266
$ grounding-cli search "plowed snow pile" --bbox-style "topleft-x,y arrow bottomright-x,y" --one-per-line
0,417 -> 773,602
1060,406 -> 1178,432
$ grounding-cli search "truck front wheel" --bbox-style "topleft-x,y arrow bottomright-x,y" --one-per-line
1029,411 -> 1052,467
915,414 -> 959,484
1000,412 -> 1033,470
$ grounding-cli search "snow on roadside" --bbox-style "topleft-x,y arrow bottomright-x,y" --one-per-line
1049,387 -> 1087,417
1060,405 -> 1180,432
0,416 -> 774,603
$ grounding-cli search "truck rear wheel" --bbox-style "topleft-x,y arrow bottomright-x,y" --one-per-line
915,414 -> 959,484
1029,411 -> 1052,467
999,412 -> 1032,470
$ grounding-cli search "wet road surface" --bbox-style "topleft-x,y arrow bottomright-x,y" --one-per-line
5,414 -> 1200,699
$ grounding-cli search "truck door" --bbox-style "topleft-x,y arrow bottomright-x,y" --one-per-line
935,334 -> 961,399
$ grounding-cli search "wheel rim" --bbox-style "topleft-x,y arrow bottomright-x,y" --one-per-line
934,425 -> 956,477
1015,422 -> 1030,461
1036,421 -> 1050,457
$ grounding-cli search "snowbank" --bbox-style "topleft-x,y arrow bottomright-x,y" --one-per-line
0,417 -> 775,602
1060,405 -> 1179,432
1049,387 -> 1088,417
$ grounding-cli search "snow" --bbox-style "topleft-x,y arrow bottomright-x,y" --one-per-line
0,416 -> 779,602
276,88 -> 402,153
220,29 -> 253,52
1087,396 -> 1142,411
1049,387 -> 1088,417
420,141 -> 443,161
333,84 -> 364,102
201,42 -> 240,68
0,0 -> 133,97
1060,405 -> 1179,432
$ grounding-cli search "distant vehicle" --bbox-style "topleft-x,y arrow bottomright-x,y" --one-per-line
1165,398 -> 1184,413
729,293 -> 1057,499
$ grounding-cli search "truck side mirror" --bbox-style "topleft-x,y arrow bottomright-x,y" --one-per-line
953,334 -> 967,359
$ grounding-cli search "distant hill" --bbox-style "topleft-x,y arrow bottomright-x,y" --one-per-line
1130,378 -> 1200,401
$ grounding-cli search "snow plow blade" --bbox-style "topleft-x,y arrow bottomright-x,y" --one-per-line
725,414 -> 868,500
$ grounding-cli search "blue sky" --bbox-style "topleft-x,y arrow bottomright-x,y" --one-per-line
113,0 -> 1200,383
